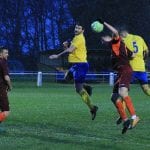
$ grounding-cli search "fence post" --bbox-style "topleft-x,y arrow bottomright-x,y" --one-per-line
37,71 -> 42,87
109,72 -> 114,86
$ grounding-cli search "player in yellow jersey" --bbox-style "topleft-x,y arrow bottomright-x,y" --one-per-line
115,30 -> 149,126
49,23 -> 98,120
120,30 -> 150,96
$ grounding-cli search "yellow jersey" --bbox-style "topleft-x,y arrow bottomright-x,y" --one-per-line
68,33 -> 87,63
123,34 -> 148,71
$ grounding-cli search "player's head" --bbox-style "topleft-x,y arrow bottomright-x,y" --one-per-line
74,22 -> 84,35
0,46 -> 9,60
119,29 -> 128,38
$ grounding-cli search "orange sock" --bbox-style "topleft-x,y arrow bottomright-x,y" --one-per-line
115,100 -> 128,121
122,100 -> 126,110
0,112 -> 6,122
123,96 -> 136,116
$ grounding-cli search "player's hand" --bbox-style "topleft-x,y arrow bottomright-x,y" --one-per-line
63,41 -> 69,49
97,18 -> 104,24
101,36 -> 112,42
49,54 -> 59,59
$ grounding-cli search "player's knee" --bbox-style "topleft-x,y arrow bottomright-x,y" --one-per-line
83,84 -> 92,96
76,88 -> 80,94
75,83 -> 83,94
119,87 -> 128,98
3,111 -> 10,117
111,93 -> 120,104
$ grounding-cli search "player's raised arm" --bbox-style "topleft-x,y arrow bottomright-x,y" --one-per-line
49,45 -> 76,59
98,19 -> 119,36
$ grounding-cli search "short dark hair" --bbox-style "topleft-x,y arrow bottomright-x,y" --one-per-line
118,26 -> 129,33
75,21 -> 85,30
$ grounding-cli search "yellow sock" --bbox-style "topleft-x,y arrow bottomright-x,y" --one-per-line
79,89 -> 93,109
144,88 -> 150,96
122,100 -> 126,110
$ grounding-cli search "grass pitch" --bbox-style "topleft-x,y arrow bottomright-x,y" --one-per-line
0,82 -> 150,150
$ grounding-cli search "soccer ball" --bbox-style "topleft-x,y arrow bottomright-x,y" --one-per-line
91,21 -> 104,33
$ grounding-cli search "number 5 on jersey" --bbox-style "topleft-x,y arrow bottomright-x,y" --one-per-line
133,41 -> 138,53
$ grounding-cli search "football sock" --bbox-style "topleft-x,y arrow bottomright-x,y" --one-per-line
0,112 -> 6,122
122,100 -> 126,110
123,96 -> 136,116
79,89 -> 93,110
115,100 -> 128,121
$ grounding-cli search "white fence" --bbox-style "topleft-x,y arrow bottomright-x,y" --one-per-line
37,72 -> 115,87
10,71 -> 150,87
10,72 -> 116,87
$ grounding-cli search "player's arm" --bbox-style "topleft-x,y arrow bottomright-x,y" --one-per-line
63,39 -> 71,49
127,48 -> 136,59
143,49 -> 149,61
49,45 -> 76,59
63,41 -> 69,49
104,22 -> 119,37
101,35 -> 112,43
98,19 -> 119,37
4,75 -> 12,91
142,39 -> 149,60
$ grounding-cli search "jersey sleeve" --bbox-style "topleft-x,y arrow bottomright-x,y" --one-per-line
71,36 -> 81,48
141,37 -> 148,52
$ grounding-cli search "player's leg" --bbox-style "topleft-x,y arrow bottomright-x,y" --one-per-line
111,85 -> 128,124
111,91 -> 131,134
119,87 -> 139,128
139,72 -> 150,96
135,71 -> 150,96
64,70 -> 73,81
116,99 -> 126,125
0,88 -> 10,123
111,74 -> 127,125
83,83 -> 93,96
119,67 -> 139,129
141,84 -> 150,96
75,83 -> 94,109
66,64 -> 93,96
74,63 -> 98,120
111,75 -> 131,134
75,83 -> 98,120
111,92 -> 128,121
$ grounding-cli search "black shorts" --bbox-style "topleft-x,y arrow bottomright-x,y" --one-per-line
0,87 -> 10,111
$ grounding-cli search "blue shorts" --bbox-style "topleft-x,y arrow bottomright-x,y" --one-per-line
68,63 -> 89,83
132,71 -> 148,84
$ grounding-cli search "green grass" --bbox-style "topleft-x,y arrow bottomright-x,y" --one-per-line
0,82 -> 150,150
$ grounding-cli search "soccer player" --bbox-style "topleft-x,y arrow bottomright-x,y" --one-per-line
115,30 -> 149,125
49,23 -> 98,120
98,19 -> 139,134
120,30 -> 150,95
0,47 -> 11,124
